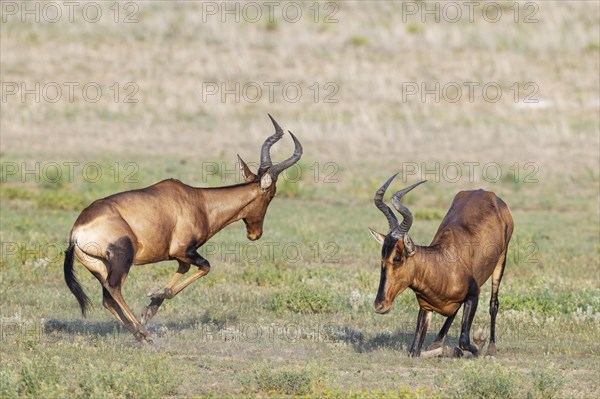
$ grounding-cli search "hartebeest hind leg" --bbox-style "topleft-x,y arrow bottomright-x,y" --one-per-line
487,252 -> 507,356
102,286 -> 151,343
141,249 -> 211,325
458,291 -> 480,356
103,237 -> 152,343
102,287 -> 152,343
74,235 -> 152,343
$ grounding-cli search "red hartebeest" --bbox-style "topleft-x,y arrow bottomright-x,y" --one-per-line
64,115 -> 302,343
369,174 -> 513,357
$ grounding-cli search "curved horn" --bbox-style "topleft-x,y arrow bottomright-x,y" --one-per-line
258,114 -> 285,175
269,131 -> 303,178
374,173 -> 400,233
391,180 -> 427,235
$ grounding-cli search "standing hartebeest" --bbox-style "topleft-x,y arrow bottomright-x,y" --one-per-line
369,174 -> 513,357
64,115 -> 302,343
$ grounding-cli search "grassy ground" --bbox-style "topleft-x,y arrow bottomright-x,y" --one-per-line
1,1 -> 599,398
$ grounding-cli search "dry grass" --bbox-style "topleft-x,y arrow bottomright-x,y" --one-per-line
1,2 -> 598,173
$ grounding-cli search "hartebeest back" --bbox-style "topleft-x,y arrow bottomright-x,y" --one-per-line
64,115 -> 302,343
369,174 -> 513,357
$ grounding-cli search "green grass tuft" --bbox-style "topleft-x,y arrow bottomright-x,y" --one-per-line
267,285 -> 336,314
254,367 -> 313,395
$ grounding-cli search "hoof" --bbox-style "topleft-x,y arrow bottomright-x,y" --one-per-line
459,342 -> 480,357
453,347 -> 464,358
486,343 -> 497,357
134,330 -> 154,345
407,350 -> 421,358
141,305 -> 158,326
148,287 -> 172,300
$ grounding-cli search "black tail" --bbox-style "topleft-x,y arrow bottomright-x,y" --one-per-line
64,243 -> 91,316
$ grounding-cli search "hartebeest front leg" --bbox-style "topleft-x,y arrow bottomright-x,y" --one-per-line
141,260 -> 190,325
409,309 -> 432,357
141,251 -> 211,325
426,310 -> 458,351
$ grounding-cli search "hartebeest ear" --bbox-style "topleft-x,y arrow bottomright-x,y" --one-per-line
237,154 -> 257,182
403,235 -> 416,257
260,172 -> 273,190
368,227 -> 386,245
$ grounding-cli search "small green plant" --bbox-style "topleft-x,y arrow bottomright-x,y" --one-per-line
267,285 -> 335,314
17,357 -> 67,398
276,177 -> 304,198
526,366 -> 564,399
254,367 -> 313,395
450,360 -> 519,399
584,41 -> 600,52
265,19 -> 279,32
241,262 -> 285,286
406,23 -> 424,35
501,287 -> 599,316
307,387 -> 438,399
347,35 -> 369,47
35,190 -> 89,211
0,370 -> 17,399
415,208 -> 445,220
0,186 -> 35,200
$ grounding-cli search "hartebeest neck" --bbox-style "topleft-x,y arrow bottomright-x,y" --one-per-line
408,244 -> 444,287
196,182 -> 262,238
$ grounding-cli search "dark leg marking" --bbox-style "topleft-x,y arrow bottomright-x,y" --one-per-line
184,239 -> 210,268
106,236 -> 134,288
409,309 -> 432,357
457,276 -> 480,355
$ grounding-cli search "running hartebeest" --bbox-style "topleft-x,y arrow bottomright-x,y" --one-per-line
369,174 -> 513,357
64,115 -> 302,343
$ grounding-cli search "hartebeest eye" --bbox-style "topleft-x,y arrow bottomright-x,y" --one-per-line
392,255 -> 402,264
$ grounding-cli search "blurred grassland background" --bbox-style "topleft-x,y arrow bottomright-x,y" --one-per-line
1,1 -> 599,398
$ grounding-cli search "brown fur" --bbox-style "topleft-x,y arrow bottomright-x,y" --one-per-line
371,189 -> 514,357
63,117 -> 301,343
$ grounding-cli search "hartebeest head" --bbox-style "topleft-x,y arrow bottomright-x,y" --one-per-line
369,174 -> 426,314
237,114 -> 302,240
